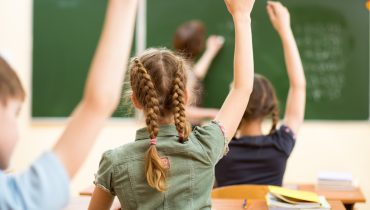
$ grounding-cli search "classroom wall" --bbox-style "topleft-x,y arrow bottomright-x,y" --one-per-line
0,1 -> 369,210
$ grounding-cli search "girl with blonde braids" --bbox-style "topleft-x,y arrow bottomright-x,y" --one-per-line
215,1 -> 306,187
89,0 -> 256,209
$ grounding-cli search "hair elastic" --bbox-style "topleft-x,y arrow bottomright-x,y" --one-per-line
150,138 -> 157,145
179,133 -> 184,142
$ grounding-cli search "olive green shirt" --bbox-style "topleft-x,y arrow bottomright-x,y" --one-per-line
94,121 -> 227,210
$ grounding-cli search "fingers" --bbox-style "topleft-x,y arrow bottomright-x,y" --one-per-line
219,35 -> 225,42
206,35 -> 225,53
208,35 -> 218,41
267,1 -> 290,20
267,1 -> 289,14
208,35 -> 225,46
224,0 -> 232,13
224,0 -> 256,16
267,1 -> 283,8
267,1 -> 284,12
266,3 -> 276,21
216,36 -> 225,46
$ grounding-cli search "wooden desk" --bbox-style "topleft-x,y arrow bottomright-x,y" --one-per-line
64,197 -> 346,210
294,184 -> 366,204
212,199 -> 346,210
285,184 -> 366,210
82,184 -> 366,204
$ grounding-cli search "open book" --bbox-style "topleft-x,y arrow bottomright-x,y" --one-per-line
266,186 -> 331,210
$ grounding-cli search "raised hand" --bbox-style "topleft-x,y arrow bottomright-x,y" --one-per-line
267,1 -> 306,134
206,35 -> 225,56
267,1 -> 291,34
224,0 -> 256,19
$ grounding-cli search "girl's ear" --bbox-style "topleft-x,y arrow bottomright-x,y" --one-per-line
131,94 -> 143,110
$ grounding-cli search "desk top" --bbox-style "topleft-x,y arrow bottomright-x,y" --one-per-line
64,197 -> 346,210
289,184 -> 366,204
213,199 -> 346,210
81,183 -> 366,205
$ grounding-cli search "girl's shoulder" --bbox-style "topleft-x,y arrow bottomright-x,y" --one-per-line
191,121 -> 226,141
190,121 -> 228,164
273,124 -> 296,141
100,141 -> 144,165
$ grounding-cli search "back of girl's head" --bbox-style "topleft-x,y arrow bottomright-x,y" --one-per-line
173,20 -> 205,60
0,56 -> 25,105
129,48 -> 191,192
240,74 -> 279,134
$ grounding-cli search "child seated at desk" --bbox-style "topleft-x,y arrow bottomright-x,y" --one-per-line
215,1 -> 306,187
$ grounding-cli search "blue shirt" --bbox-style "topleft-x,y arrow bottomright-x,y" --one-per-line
0,152 -> 70,210
215,125 -> 296,187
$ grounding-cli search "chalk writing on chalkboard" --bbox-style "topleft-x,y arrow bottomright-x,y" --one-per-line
295,21 -> 350,102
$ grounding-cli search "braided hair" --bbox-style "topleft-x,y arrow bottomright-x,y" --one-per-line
172,61 -> 191,142
129,48 -> 191,192
239,74 -> 279,135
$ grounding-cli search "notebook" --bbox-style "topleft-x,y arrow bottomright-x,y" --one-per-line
266,186 -> 331,210
317,172 -> 355,190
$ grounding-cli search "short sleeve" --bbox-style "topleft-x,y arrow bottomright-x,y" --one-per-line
272,125 -> 296,156
192,121 -> 228,165
0,151 -> 70,210
94,150 -> 115,195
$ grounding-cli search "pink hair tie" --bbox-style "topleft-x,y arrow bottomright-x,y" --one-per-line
150,138 -> 157,145
179,133 -> 184,142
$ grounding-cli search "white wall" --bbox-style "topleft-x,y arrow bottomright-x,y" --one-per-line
0,1 -> 369,209
0,0 -> 32,130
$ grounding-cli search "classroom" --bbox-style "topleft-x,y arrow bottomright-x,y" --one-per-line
0,0 -> 369,209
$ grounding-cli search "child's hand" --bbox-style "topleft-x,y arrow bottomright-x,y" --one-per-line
267,1 -> 291,35
206,35 -> 225,56
224,0 -> 255,20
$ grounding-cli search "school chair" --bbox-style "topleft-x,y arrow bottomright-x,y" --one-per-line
211,185 -> 269,200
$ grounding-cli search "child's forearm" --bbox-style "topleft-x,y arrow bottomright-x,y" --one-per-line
53,0 -> 138,178
232,17 -> 254,92
215,15 -> 254,140
266,1 -> 305,133
280,27 -> 306,133
193,49 -> 218,80
280,29 -> 306,89
83,0 -> 138,113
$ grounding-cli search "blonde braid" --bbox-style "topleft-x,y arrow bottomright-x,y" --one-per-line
172,59 -> 190,142
132,58 -> 167,192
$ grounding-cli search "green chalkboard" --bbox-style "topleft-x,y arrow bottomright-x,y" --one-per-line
33,0 -> 369,119
32,0 -> 134,117
147,0 -> 369,120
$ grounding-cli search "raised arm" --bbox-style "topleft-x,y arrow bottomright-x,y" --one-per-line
267,1 -> 306,134
53,0 -> 138,178
215,0 -> 255,141
192,35 -> 224,80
